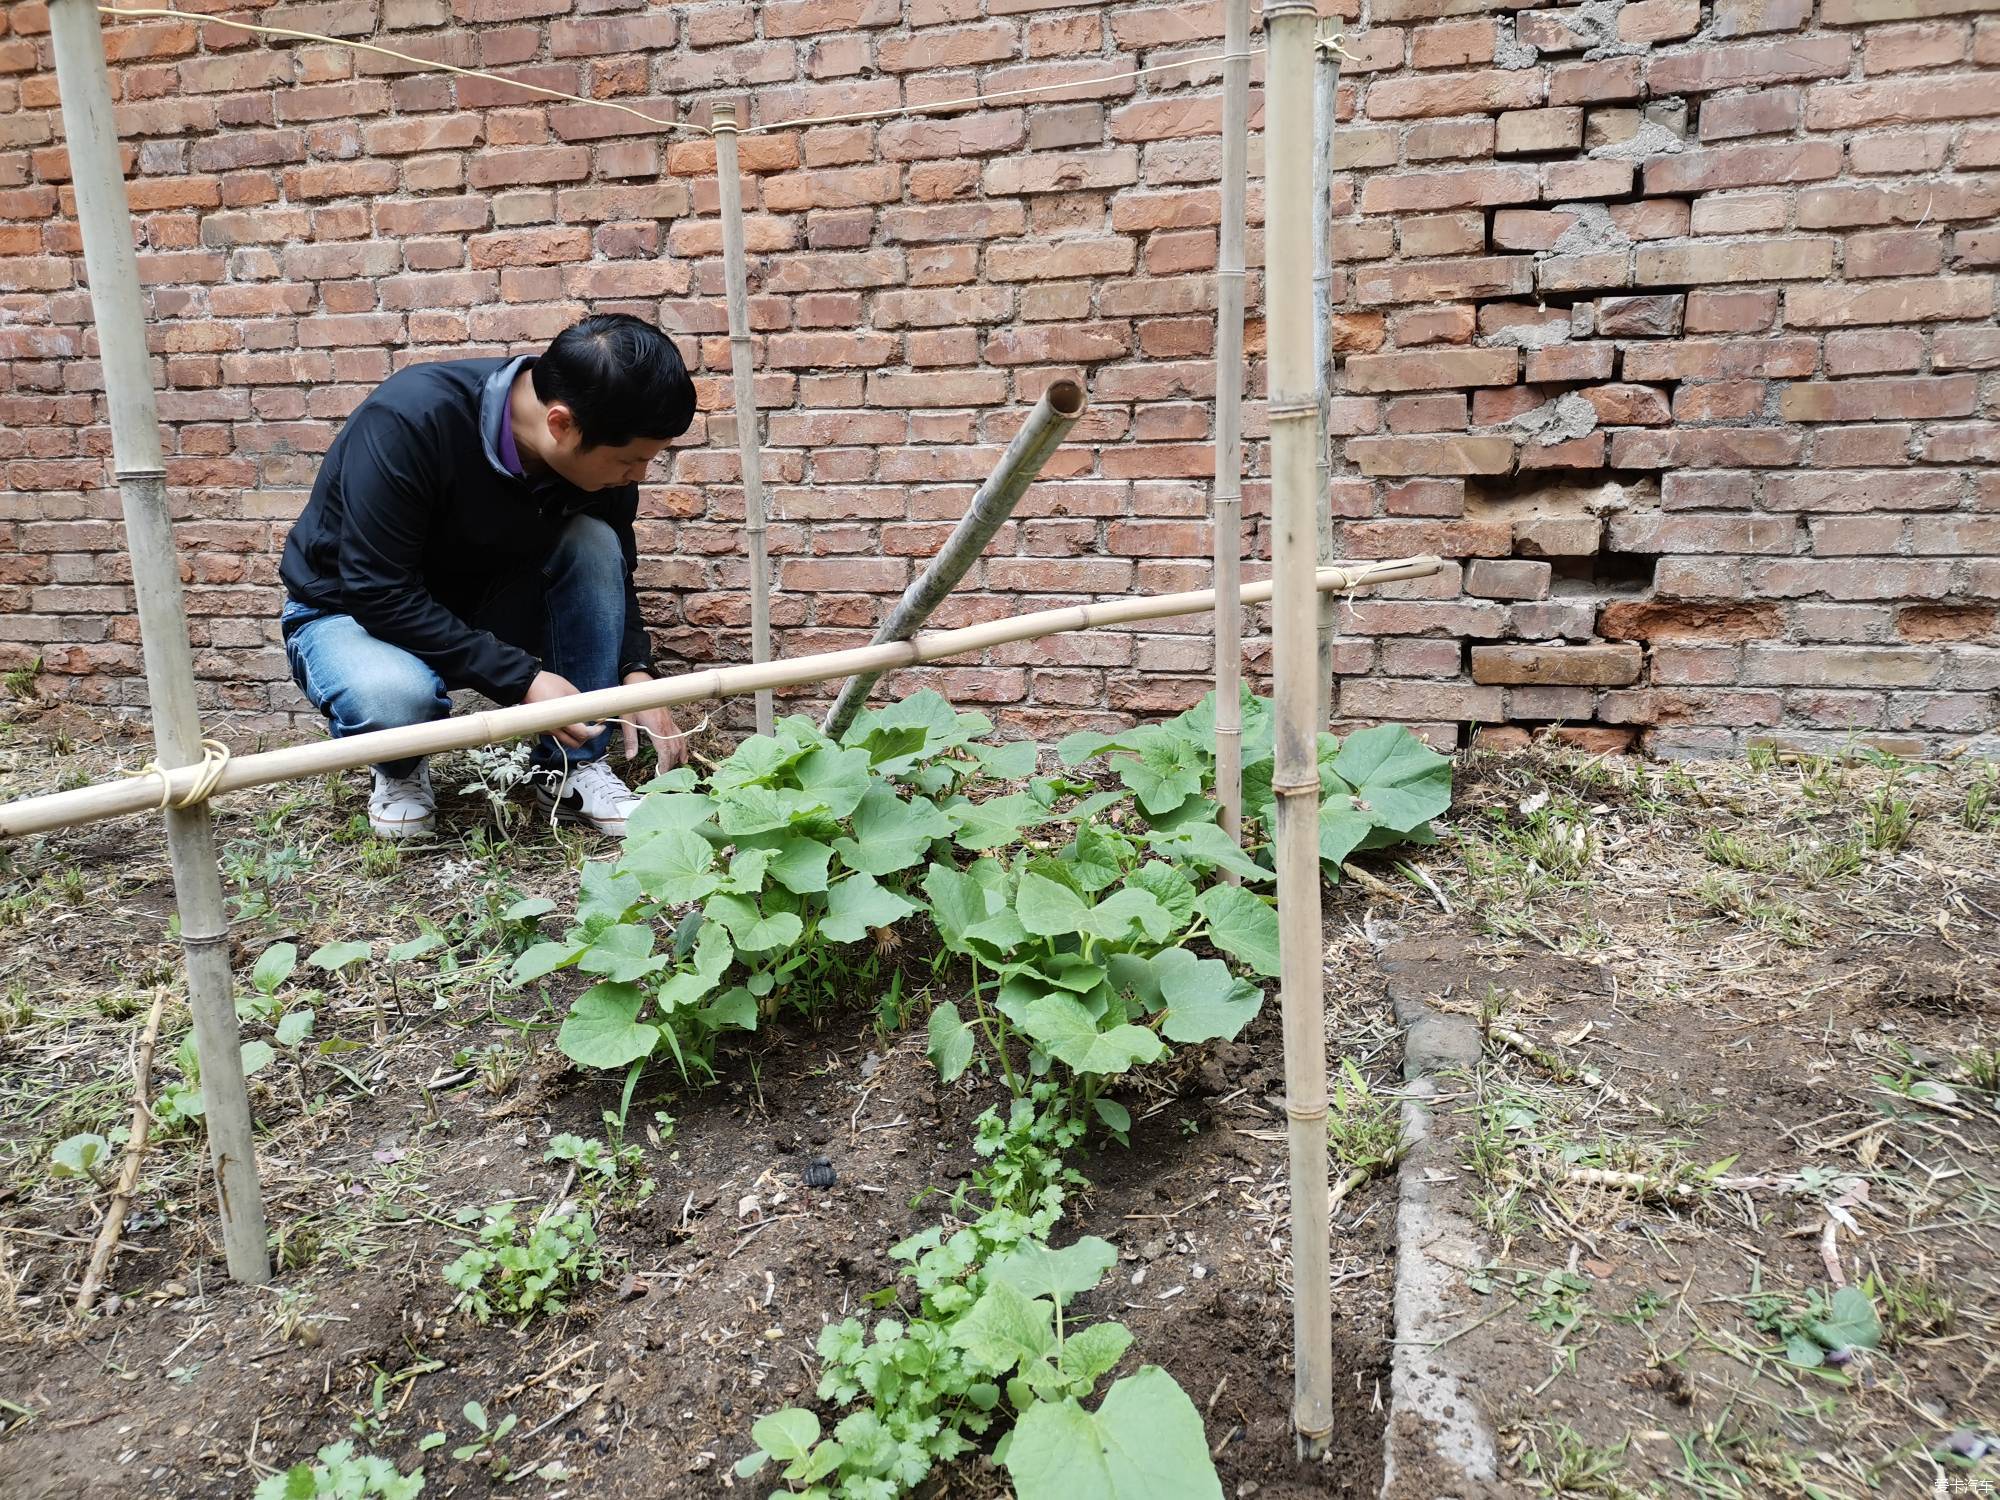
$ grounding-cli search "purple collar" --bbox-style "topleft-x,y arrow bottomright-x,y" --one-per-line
498,397 -> 525,478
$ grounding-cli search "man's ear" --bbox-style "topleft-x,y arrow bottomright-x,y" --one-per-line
545,402 -> 580,447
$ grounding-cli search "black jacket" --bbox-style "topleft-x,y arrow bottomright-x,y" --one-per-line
279,356 -> 653,705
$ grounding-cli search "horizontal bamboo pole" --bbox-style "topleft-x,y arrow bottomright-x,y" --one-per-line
0,557 -> 1440,842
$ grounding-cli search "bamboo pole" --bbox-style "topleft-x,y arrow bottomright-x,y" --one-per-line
1312,26 -> 1343,732
1,560 -> 1441,842
46,0 -> 270,1286
712,103 -> 773,738
1211,0 -> 1251,863
1264,0 -> 1336,1457
823,380 -> 1087,740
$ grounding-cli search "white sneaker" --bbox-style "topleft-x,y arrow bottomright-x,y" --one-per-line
369,761 -> 435,839
535,759 -> 642,836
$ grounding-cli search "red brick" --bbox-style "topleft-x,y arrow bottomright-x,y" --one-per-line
1410,20 -> 1496,68
1643,142 -> 1843,195
1491,208 -> 1576,251
1800,180 -> 2000,227
1782,376 -> 1979,422
1685,288 -> 1778,333
1651,37 -> 1852,93
1542,160 -> 1634,199
1465,558 -> 1552,600
1352,256 -> 1535,305
1472,644 -> 1644,685
1497,107 -> 1582,154
1699,91 -> 1803,141
1609,428 -> 1805,467
1673,381 -> 1768,421
1785,276 -> 1995,325
1346,435 -> 1516,476
1548,58 -> 1643,105
1364,68 -> 1546,120
1343,347 -> 1518,393
1633,238 -> 1838,284
1582,383 -> 1673,424
1405,119 -> 1499,162
1359,166 -> 1539,214
1524,342 -> 1616,383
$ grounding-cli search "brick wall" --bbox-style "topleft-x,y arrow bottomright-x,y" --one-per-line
0,0 -> 1996,755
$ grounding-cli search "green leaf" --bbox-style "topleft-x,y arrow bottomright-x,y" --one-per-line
239,1040 -> 275,1076
49,1133 -> 109,1181
1059,1322 -> 1134,1388
797,744 -> 874,820
1003,1366 -> 1223,1500
704,893 -> 803,955
577,922 -> 667,984
577,859 -> 642,925
1126,863 -> 1195,930
275,1007 -> 315,1048
764,836 -> 835,895
1319,805 -> 1378,870
988,1236 -> 1118,1307
251,942 -> 297,994
508,939 -> 583,985
624,790 -> 716,842
948,791 -> 1046,850
972,740 -> 1039,779
1017,869 -> 1090,937
924,862 -> 1023,960
927,1001 -> 975,1083
1056,729 -> 1140,766
1809,1286 -> 1881,1352
950,1280 -> 1056,1376
254,1464 -> 317,1500
1144,823 -> 1271,884
700,986 -> 759,1033
1066,824 -> 1127,894
502,896 -> 557,922
715,784 -> 827,837
1330,724 -> 1452,833
558,983 -> 658,1070
1082,887 -> 1172,945
1119,736 -> 1205,816
1093,1097 -> 1132,1135
387,931 -> 444,964
835,784 -> 955,875
1784,1331 -> 1824,1368
849,722 -> 930,770
307,939 -> 371,974
751,1408 -> 820,1464
1150,947 -> 1262,1045
1195,885 -> 1280,978
619,828 -> 720,905
1016,994 -> 1165,1076
820,873 -> 919,944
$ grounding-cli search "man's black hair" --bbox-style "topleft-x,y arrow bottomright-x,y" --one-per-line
532,313 -> 696,449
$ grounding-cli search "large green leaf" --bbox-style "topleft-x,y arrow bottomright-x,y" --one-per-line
1330,724 -> 1452,834
950,1279 -> 1056,1376
835,784 -> 954,875
704,893 -> 803,954
1809,1286 -> 1881,1353
972,739 -> 1038,780
714,784 -> 827,837
1195,885 -> 1280,978
619,827 -> 720,905
751,1408 -> 819,1465
251,942 -> 297,994
577,922 -> 667,983
1319,805 -> 1378,870
987,1236 -> 1118,1307
623,790 -> 716,842
1150,947 -> 1262,1044
1067,825 -> 1128,894
1118,734 -> 1205,816
1126,863 -> 1195,930
1003,1366 -> 1222,1500
509,938 -> 584,985
308,939 -> 371,974
796,744 -> 874,819
1055,729 -> 1142,766
763,835 -> 835,895
948,791 -> 1046,850
820,873 -> 919,943
1017,870 -> 1090,937
1016,994 -> 1165,1075
558,982 -> 658,1069
1144,823 -> 1272,884
1083,887 -> 1172,945
924,862 -> 1025,960
927,1001 -> 975,1083
1059,1322 -> 1134,1389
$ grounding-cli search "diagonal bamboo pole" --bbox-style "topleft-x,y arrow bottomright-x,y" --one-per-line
1211,0 -> 1252,865
823,380 -> 1087,740
1264,0 -> 1337,1458
0,560 -> 1441,843
712,103 -> 774,738
1312,26 -> 1344,732
46,0 -> 269,1287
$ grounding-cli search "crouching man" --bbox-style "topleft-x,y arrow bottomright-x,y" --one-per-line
279,313 -> 694,839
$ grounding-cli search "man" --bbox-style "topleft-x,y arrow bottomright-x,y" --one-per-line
279,313 -> 694,840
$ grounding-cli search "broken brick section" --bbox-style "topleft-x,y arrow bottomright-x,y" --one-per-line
0,0 -> 1995,758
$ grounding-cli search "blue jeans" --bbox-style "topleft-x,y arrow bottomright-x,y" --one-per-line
283,513 -> 627,779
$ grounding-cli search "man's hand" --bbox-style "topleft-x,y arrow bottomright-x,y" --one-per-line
523,669 -> 603,749
619,670 -> 689,770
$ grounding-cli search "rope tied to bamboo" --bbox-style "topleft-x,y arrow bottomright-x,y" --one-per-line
140,738 -> 229,811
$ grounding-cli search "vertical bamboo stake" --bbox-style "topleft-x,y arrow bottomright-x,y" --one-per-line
1211,0 -> 1252,861
823,380 -> 1086,740
46,0 -> 270,1287
1312,27 -> 1343,732
1264,0 -> 1336,1458
712,103 -> 773,737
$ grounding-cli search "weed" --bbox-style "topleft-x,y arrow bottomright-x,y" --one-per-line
956,1084 -> 1087,1218
1861,784 -> 1914,853
442,1201 -> 601,1325
1788,836 -> 1862,888
1878,1271 -> 1953,1345
544,1132 -> 653,1210
1962,767 -> 1998,832
1516,1422 -> 1632,1497
450,1400 -> 518,1477
253,1441 -> 422,1500
1698,830 -> 1771,872
1327,1058 -> 1404,1174
2,657 -> 42,701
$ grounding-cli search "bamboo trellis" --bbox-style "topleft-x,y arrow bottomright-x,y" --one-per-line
1211,0 -> 1252,860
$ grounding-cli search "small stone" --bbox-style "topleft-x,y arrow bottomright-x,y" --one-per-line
803,1156 -> 836,1189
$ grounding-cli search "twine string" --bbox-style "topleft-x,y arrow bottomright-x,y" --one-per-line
140,737 -> 230,811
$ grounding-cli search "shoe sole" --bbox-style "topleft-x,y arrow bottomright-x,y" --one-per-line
369,815 -> 435,840
531,791 -> 627,837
